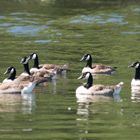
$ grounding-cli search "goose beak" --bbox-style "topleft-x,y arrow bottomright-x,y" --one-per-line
27,55 -> 32,61
4,70 -> 8,75
80,56 -> 84,61
128,64 -> 134,68
77,74 -> 84,80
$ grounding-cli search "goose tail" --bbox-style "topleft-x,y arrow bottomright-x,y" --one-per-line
114,82 -> 124,95
117,82 -> 124,87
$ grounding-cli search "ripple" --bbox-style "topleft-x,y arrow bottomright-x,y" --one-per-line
121,31 -> 140,35
70,13 -> 127,25
70,15 -> 102,24
0,16 -> 5,19
0,23 -> 16,27
34,40 -> 52,44
7,25 -> 48,36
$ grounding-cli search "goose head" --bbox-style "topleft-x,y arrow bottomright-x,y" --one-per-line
3,66 -> 16,82
80,54 -> 92,61
80,54 -> 92,68
20,56 -> 30,65
28,53 -> 39,69
78,72 -> 93,89
20,56 -> 31,75
128,61 -> 140,69
28,53 -> 38,60
4,66 -> 16,75
128,61 -> 140,81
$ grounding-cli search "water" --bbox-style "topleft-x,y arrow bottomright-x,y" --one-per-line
0,0 -> 140,139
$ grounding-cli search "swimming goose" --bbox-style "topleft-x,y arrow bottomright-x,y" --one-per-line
19,56 -> 53,84
128,61 -> 140,93
0,77 -> 37,94
2,66 -> 16,83
80,54 -> 116,75
28,53 -> 69,74
76,72 -> 123,99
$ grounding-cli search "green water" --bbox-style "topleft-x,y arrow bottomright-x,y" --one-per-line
0,0 -> 140,139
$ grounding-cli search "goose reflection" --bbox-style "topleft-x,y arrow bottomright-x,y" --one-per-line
21,92 -> 36,114
76,102 -> 89,140
131,91 -> 140,102
0,92 -> 36,114
76,94 -> 122,140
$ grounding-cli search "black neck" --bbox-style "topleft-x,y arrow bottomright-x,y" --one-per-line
23,63 -> 31,75
33,56 -> 39,69
86,57 -> 92,68
8,70 -> 16,80
135,68 -> 140,80
84,74 -> 93,89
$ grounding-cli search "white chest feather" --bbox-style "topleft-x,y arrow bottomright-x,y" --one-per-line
30,68 -> 39,73
131,79 -> 140,93
131,79 -> 140,86
76,86 -> 91,98
20,73 -> 30,76
2,79 -> 13,83
82,67 -> 93,74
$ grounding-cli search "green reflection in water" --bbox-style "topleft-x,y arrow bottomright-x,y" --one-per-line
0,0 -> 140,140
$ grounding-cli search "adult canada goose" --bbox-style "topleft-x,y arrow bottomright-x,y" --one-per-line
2,66 -> 16,83
28,53 -> 69,74
19,56 -> 53,84
0,77 -> 37,94
76,72 -> 123,99
128,61 -> 140,93
80,54 -> 117,75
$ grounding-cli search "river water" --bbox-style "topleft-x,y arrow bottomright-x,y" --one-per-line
0,0 -> 140,139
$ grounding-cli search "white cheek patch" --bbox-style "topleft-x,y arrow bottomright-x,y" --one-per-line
85,73 -> 90,79
32,54 -> 36,59
86,55 -> 90,61
135,63 -> 140,68
10,68 -> 14,74
23,59 -> 28,64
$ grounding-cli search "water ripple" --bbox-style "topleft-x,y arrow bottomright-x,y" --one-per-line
7,25 -> 48,36
121,31 -> 140,35
70,13 -> 127,25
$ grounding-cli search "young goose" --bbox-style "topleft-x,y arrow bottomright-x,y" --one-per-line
76,72 -> 123,98
128,61 -> 140,93
28,53 -> 69,74
80,54 -> 116,75
2,66 -> 16,83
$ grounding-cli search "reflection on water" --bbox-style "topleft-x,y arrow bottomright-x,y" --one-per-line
8,25 -> 48,37
21,92 -> 36,114
76,94 -> 122,103
76,102 -> 89,140
0,0 -> 140,139
70,13 -> 127,25
0,92 -> 35,114
131,86 -> 140,102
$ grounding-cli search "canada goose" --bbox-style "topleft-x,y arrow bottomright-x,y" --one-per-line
19,56 -> 53,84
76,72 -> 123,99
0,78 -> 37,94
80,54 -> 116,75
28,53 -> 69,74
2,66 -> 16,83
128,61 -> 140,93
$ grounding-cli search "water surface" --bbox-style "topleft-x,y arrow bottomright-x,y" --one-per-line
0,0 -> 140,139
